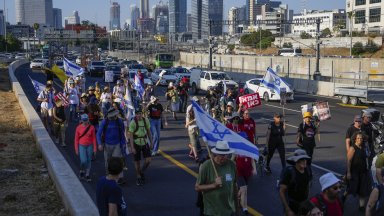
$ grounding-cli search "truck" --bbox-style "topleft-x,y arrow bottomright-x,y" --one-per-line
333,72 -> 384,105
190,68 -> 239,94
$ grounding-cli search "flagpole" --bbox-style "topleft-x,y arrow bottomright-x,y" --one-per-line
202,137 -> 219,181
256,67 -> 269,93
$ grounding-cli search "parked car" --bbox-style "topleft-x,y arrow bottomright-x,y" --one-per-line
243,78 -> 294,102
190,68 -> 238,94
87,61 -> 106,77
30,59 -> 47,69
171,66 -> 191,83
104,65 -> 123,83
15,53 -> 26,60
151,68 -> 177,86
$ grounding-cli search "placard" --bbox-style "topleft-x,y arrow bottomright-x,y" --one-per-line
104,70 -> 114,83
313,101 -> 331,121
239,93 -> 262,109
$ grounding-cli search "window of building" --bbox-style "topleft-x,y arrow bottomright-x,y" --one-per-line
369,8 -> 381,22
355,10 -> 366,23
356,0 -> 366,5
370,0 -> 381,4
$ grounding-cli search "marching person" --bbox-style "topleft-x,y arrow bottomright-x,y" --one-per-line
128,107 -> 153,186
195,141 -> 237,216
100,86 -> 112,118
146,96 -> 164,156
186,96 -> 202,161
265,113 -> 286,174
177,80 -> 188,113
242,110 -> 257,145
74,114 -> 97,182
65,79 -> 80,122
37,83 -> 55,131
361,112 -> 375,167
167,82 -> 179,120
113,79 -> 125,100
52,97 -> 66,147
345,115 -> 364,153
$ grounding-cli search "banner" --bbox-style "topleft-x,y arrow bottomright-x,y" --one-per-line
51,65 -> 67,84
239,93 -> 262,109
313,102 -> 331,121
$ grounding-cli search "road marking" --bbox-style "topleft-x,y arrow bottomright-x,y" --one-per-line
336,103 -> 368,109
264,104 -> 301,113
260,117 -> 298,129
159,150 -> 263,216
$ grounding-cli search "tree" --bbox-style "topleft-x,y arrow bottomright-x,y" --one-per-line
352,42 -> 364,56
227,44 -> 235,53
300,32 -> 312,39
365,40 -> 379,53
320,28 -> 332,38
282,42 -> 293,48
240,30 -> 274,48
97,38 -> 109,50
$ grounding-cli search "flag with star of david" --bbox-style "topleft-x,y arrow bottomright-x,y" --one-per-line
63,57 -> 84,77
191,100 -> 259,160
29,76 -> 45,94
261,67 -> 290,95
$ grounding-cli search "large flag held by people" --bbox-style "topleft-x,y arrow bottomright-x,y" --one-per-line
51,64 -> 67,84
191,100 -> 259,160
261,67 -> 290,95
29,76 -> 45,94
63,58 -> 84,77
134,73 -> 144,99
123,85 -> 135,121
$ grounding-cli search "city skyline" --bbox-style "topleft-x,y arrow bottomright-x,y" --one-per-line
5,0 -> 345,27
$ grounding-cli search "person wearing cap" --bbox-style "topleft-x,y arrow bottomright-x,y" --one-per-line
346,132 -> 372,211
345,115 -> 365,153
52,97 -> 67,147
65,78 -> 80,122
297,111 -> 319,180
185,96 -> 202,161
168,84 -> 180,120
265,113 -> 287,173
78,93 -> 89,117
146,96 -> 164,156
279,149 -> 311,215
222,101 -> 235,124
310,172 -> 343,216
177,80 -> 189,113
74,114 -> 97,182
164,82 -> 174,112
361,112 -> 375,167
97,108 -> 126,184
112,79 -> 125,100
220,89 -> 236,112
100,86 -> 112,118
195,141 -> 237,216
37,83 -> 55,130
366,175 -> 384,215
87,85 -> 97,104
128,107 -> 153,186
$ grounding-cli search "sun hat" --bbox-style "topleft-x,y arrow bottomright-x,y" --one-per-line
354,115 -> 362,122
169,82 -> 174,87
303,112 -> 312,118
319,173 -> 340,191
80,114 -> 89,122
150,96 -> 158,103
68,79 -> 74,84
107,108 -> 120,118
287,149 -> 311,164
211,140 -> 234,155
88,86 -> 95,91
362,112 -> 372,118
192,96 -> 199,102
227,101 -> 234,107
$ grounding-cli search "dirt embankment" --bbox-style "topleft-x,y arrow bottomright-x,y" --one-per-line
0,68 -> 67,215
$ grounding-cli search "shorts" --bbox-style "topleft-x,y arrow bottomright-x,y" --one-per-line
41,108 -> 53,118
133,144 -> 151,161
171,102 -> 179,112
236,157 -> 253,180
188,128 -> 199,148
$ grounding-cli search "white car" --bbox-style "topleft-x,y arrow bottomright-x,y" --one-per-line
171,67 -> 191,82
128,71 -> 153,86
15,53 -> 26,60
30,59 -> 47,69
244,78 -> 294,102
151,69 -> 177,86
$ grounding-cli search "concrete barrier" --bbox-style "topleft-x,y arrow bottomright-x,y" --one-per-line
8,60 -> 98,216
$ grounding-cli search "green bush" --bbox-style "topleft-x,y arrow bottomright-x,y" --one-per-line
300,32 -> 312,39
282,42 -> 293,48
240,30 -> 274,49
365,40 -> 379,53
352,42 -> 364,56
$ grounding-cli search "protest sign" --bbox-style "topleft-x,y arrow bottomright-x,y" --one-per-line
239,93 -> 261,109
104,70 -> 114,83
313,101 -> 331,121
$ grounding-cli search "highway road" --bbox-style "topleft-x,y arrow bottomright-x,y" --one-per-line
15,63 -> 384,216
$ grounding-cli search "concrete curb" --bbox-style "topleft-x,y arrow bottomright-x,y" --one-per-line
8,60 -> 98,216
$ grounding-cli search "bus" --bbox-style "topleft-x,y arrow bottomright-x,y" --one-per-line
155,53 -> 174,68
278,48 -> 302,57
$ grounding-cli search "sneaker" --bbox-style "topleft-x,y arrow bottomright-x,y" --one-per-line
151,151 -> 157,156
85,175 -> 91,182
79,170 -> 85,180
136,178 -> 143,186
264,166 -> 272,174
242,210 -> 249,216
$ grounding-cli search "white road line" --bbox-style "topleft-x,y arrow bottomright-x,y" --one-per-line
259,118 -> 343,177
264,104 -> 301,113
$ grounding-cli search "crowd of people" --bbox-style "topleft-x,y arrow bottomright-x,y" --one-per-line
35,72 -> 384,216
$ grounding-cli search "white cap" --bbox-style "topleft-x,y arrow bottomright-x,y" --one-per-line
319,173 -> 340,191
227,101 -> 234,107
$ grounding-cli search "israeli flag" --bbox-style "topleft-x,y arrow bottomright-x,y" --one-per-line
134,73 -> 144,99
192,101 -> 259,160
63,58 -> 84,77
29,76 -> 45,94
261,67 -> 290,94
124,85 -> 135,121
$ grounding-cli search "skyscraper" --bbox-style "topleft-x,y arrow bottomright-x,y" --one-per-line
207,0 -> 223,36
130,5 -> 140,30
110,2 -> 121,30
140,0 -> 150,18
191,0 -> 223,39
64,11 -> 80,25
0,10 -> 5,36
169,0 -> 187,34
15,0 -> 53,26
52,8 -> 62,29
246,0 -> 256,24
152,3 -> 169,33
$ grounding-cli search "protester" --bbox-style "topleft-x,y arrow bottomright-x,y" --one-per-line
78,93 -> 88,116
195,141 -> 237,216
279,149 -> 311,215
167,83 -> 179,120
87,85 -> 97,104
177,81 -> 188,113
52,97 -> 66,146
96,157 -> 127,216
128,107 -> 153,186
205,87 -> 218,114
146,96 -> 164,156
298,200 -> 323,216
361,112 -> 374,167
310,173 -> 343,216
365,179 -> 384,216
185,96 -> 202,161
164,82 -> 173,112
143,83 -> 154,103
220,88 -> 236,111
65,79 -> 80,122
345,115 -> 364,153
265,113 -> 286,173
94,82 -> 101,101
222,101 -> 235,124
100,86 -> 112,118
242,110 -> 257,144
37,83 -> 55,130
74,114 -> 97,182
85,99 -> 101,131
113,80 -> 125,100
374,150 -> 384,184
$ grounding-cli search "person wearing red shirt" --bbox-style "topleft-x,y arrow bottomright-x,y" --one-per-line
75,114 -> 97,182
310,173 -> 343,216
242,110 -> 257,144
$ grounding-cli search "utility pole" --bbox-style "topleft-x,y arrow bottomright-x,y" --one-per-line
208,20 -> 213,69
314,18 -> 321,80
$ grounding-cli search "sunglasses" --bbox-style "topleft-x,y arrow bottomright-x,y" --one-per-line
244,113 -> 249,115
355,120 -> 361,123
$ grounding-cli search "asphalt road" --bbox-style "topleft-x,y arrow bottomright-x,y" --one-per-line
15,63 -> 384,216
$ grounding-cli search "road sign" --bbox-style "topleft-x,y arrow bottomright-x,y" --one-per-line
104,70 -> 114,83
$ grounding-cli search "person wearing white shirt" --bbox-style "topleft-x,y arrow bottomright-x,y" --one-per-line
100,86 -> 112,117
66,79 -> 80,121
37,84 -> 55,130
113,80 -> 125,100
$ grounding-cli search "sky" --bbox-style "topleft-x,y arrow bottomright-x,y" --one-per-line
3,0 -> 345,27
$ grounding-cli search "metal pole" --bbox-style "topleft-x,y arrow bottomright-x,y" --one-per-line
314,18 -> 321,79
208,20 -> 212,69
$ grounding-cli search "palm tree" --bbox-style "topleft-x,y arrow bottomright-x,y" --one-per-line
33,23 -> 40,51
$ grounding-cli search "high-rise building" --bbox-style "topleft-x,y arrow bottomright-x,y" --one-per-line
208,0 -> 224,36
187,14 -> 193,32
0,10 -> 5,36
152,4 -> 169,33
169,0 -> 187,34
130,5 -> 140,30
246,0 -> 256,24
52,8 -> 62,29
64,11 -> 80,25
191,0 -> 223,39
110,2 -> 121,30
15,0 -> 54,26
228,6 -> 247,35
156,12 -> 169,34
140,0 -> 150,18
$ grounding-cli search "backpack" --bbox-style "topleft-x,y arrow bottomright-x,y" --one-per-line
313,193 -> 343,216
373,184 -> 384,216
101,119 -> 122,144
132,116 -> 149,138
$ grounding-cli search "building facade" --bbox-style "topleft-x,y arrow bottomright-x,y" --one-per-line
169,0 -> 187,34
130,5 -> 140,30
292,9 -> 346,37
191,0 -> 223,39
15,0 -> 54,26
228,6 -> 247,35
140,0 -> 150,18
0,10 -> 5,36
110,2 -> 121,30
346,0 -> 384,33
65,11 -> 80,25
152,4 -> 169,33
52,8 -> 62,29
208,0 -> 224,36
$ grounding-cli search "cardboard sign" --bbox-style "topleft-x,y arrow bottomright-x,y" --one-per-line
239,93 -> 261,109
104,70 -> 114,83
313,101 -> 331,121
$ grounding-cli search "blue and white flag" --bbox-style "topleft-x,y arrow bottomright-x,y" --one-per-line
63,57 -> 84,77
191,101 -> 259,160
29,76 -> 45,94
261,67 -> 290,95
134,73 -> 144,99
124,84 -> 135,121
